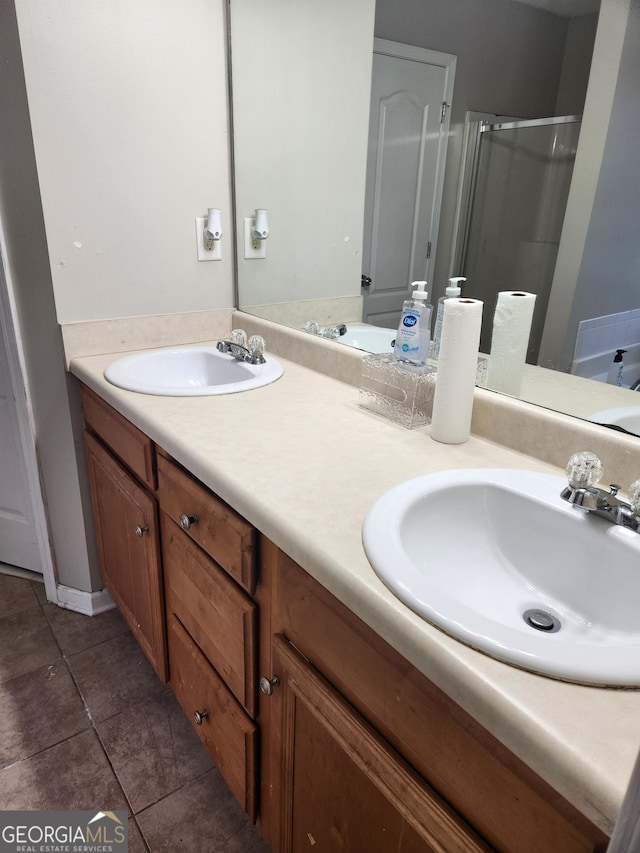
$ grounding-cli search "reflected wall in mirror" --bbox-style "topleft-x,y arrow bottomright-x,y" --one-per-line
231,0 -> 640,437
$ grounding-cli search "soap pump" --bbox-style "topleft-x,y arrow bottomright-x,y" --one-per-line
607,349 -> 627,386
394,280 -> 432,366
431,276 -> 466,360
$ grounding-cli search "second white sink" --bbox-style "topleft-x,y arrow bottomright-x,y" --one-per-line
104,345 -> 284,396
589,405 -> 640,435
363,468 -> 640,686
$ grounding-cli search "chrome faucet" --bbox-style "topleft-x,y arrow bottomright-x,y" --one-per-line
560,451 -> 640,533
216,336 -> 266,365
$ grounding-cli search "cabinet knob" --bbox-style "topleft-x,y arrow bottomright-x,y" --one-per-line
180,513 -> 198,531
193,709 -> 209,726
259,675 -> 280,696
134,525 -> 149,537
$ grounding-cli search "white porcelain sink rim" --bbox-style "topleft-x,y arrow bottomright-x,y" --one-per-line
337,324 -> 396,354
104,345 -> 284,396
589,405 -> 640,433
363,468 -> 640,686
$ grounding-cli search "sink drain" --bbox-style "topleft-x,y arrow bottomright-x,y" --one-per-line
523,609 -> 561,633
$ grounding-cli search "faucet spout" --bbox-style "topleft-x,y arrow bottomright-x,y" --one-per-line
216,340 -> 266,365
561,455 -> 640,533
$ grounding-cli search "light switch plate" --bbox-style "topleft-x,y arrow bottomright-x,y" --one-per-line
195,217 -> 221,261
244,217 -> 266,259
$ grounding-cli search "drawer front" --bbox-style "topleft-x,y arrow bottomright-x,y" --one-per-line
81,384 -> 156,490
168,613 -> 258,822
162,514 -> 257,717
157,453 -> 257,594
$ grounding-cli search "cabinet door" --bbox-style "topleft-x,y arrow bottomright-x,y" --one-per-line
84,431 -> 167,682
270,634 -> 491,853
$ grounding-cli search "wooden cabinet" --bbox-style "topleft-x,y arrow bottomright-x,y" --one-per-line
261,541 -> 609,853
81,387 -> 261,823
269,633 -> 490,853
83,419 -> 167,682
80,386 -> 610,853
158,453 -> 260,821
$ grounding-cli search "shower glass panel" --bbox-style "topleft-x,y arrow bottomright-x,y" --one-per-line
462,116 -> 581,363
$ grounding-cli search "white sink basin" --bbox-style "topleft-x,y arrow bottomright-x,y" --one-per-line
589,405 -> 640,435
104,345 -> 283,396
337,325 -> 395,353
363,468 -> 640,686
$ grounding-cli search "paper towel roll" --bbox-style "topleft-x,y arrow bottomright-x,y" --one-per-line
430,298 -> 483,444
486,291 -> 537,397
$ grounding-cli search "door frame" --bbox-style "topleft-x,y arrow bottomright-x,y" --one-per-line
0,220 -> 57,601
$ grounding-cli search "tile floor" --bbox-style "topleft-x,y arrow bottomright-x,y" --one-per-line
0,571 -> 269,853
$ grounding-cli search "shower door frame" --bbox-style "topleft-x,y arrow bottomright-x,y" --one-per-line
452,113 -> 582,278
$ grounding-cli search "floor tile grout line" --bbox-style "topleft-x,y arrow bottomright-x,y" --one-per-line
134,765 -> 220,820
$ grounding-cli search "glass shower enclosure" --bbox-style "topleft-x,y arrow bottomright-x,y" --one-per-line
459,115 -> 581,363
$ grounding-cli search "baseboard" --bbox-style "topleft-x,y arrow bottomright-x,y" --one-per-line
56,583 -> 115,616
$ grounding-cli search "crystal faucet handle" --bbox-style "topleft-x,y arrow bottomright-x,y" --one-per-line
247,335 -> 265,356
629,479 -> 640,515
230,328 -> 247,347
566,451 -> 604,489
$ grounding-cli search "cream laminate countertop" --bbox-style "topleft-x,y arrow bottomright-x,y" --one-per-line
70,346 -> 640,837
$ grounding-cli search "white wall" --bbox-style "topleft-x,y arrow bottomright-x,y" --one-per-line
0,0 -> 234,595
232,0 -> 376,310
556,12 -> 598,115
569,0 -> 640,334
541,0 -> 636,369
15,0 -> 234,324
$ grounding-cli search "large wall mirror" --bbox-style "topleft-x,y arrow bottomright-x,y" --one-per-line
230,0 -> 640,438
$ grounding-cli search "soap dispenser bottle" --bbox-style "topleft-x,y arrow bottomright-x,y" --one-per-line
431,276 -> 466,360
394,281 -> 432,366
607,349 -> 627,386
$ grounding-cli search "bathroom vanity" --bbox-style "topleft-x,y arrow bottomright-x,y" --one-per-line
72,339 -> 640,852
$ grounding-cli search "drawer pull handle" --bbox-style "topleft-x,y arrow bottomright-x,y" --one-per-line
180,513 -> 198,531
193,709 -> 209,726
259,675 -> 280,696
134,525 -> 149,537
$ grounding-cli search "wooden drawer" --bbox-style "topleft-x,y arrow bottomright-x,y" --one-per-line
162,514 -> 257,717
157,452 -> 257,594
81,384 -> 156,490
168,613 -> 258,821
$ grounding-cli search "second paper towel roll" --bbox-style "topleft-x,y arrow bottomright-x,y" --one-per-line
430,298 -> 483,444
486,291 -> 536,397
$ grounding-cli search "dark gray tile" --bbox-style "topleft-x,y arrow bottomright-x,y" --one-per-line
0,574 -> 39,618
68,632 -> 164,723
31,579 -> 48,605
0,607 -> 60,683
98,689 -> 214,813
43,601 -> 130,655
226,822 -> 271,853
128,819 -> 150,853
137,769 -> 249,852
0,660 -> 90,768
0,729 -> 127,811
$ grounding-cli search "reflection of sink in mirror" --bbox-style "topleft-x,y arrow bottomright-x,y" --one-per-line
105,345 -> 284,396
337,324 -> 395,354
363,468 -> 640,686
589,406 -> 640,435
